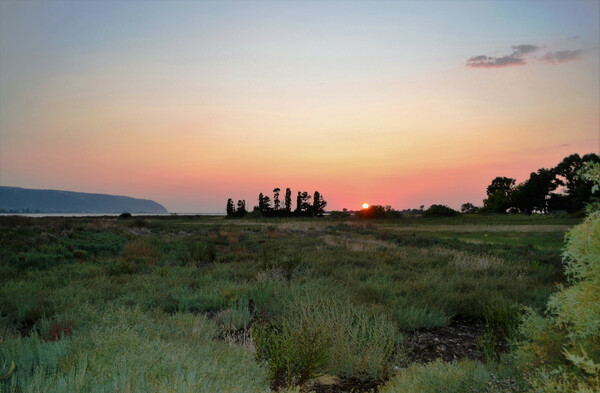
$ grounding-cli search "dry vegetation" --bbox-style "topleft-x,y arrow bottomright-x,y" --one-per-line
0,213 -> 588,392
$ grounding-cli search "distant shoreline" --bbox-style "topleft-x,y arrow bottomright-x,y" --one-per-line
0,212 -> 226,217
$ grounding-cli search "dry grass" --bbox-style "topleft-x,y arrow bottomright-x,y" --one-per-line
323,235 -> 397,252
382,224 -> 572,233
123,239 -> 160,264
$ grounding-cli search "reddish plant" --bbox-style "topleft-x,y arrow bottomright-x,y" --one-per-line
49,319 -> 73,341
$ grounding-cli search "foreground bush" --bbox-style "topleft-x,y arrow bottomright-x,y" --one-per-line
380,360 -> 491,393
252,297 -> 398,388
515,164 -> 599,393
0,308 -> 270,393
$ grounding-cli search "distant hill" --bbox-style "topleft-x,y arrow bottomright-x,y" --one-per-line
0,186 -> 168,214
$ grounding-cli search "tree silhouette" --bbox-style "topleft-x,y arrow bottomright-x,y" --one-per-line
226,198 -> 235,216
312,191 -> 327,216
511,168 -> 557,215
227,188 -> 327,218
284,188 -> 292,212
299,191 -> 312,214
482,176 -> 516,213
551,153 -> 600,212
356,205 -> 401,219
486,177 -> 516,197
273,188 -> 281,210
258,193 -> 271,213
295,192 -> 302,214
460,203 -> 479,214
236,200 -> 247,217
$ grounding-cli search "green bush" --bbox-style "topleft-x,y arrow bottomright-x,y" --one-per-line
1,308 -> 270,393
216,298 -> 253,332
515,164 -> 599,392
479,303 -> 520,362
380,360 -> 491,393
253,297 -> 398,387
392,299 -> 450,330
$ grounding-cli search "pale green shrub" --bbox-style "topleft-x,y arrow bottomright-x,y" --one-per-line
316,298 -> 398,380
380,360 -> 491,393
253,296 -> 398,387
2,307 -> 270,393
516,163 -> 600,393
393,300 -> 450,330
0,334 -> 69,392
216,298 -> 253,331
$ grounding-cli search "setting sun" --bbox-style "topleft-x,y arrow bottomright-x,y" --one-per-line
362,203 -> 369,209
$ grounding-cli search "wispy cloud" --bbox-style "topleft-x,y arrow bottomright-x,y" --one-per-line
466,55 -> 524,68
467,43 -> 586,69
510,44 -> 539,57
539,50 -> 584,64
466,44 -> 540,68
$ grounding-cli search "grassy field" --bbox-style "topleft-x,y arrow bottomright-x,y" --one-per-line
0,214 -> 581,392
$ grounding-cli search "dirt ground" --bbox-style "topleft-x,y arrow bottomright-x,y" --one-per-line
303,319 -> 485,393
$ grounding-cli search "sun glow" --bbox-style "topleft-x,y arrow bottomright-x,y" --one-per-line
362,203 -> 369,209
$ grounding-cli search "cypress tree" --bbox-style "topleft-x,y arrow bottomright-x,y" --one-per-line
273,188 -> 281,210
226,198 -> 235,216
284,188 -> 292,212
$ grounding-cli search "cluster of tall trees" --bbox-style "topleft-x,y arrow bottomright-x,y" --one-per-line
226,199 -> 247,218
226,188 -> 327,217
481,153 -> 599,214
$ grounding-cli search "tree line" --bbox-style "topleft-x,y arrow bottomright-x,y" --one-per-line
477,153 -> 599,215
226,188 -> 327,218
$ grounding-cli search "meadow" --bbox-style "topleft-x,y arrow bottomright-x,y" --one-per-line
0,214 -> 582,392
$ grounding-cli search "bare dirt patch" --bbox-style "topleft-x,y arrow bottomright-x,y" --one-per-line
406,319 -> 485,363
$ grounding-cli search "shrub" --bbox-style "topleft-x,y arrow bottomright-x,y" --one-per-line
166,288 -> 225,314
515,163 -> 599,392
252,316 -> 331,389
181,241 -> 217,265
123,240 -> 160,265
478,303 -> 520,362
216,298 -> 253,332
380,360 -> 491,393
422,204 -> 460,217
35,314 -> 74,341
393,301 -> 450,331
253,297 -> 398,388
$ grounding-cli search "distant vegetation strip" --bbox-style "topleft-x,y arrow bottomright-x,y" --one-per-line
224,153 -> 599,219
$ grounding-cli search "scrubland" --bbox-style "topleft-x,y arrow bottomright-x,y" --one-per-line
0,214 -> 591,392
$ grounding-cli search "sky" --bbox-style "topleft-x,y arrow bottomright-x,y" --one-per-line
1,0 -> 599,213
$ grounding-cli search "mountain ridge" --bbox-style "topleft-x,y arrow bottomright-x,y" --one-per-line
0,186 -> 168,214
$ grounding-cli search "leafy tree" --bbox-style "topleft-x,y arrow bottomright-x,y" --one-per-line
482,177 -> 516,213
487,176 -> 516,197
300,192 -> 312,214
551,153 -> 600,212
284,188 -> 292,212
511,168 -> 557,215
226,198 -> 235,216
312,191 -> 327,216
236,200 -> 247,217
460,203 -> 479,214
273,188 -> 281,210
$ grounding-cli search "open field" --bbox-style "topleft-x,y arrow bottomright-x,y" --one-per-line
0,215 -> 581,392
